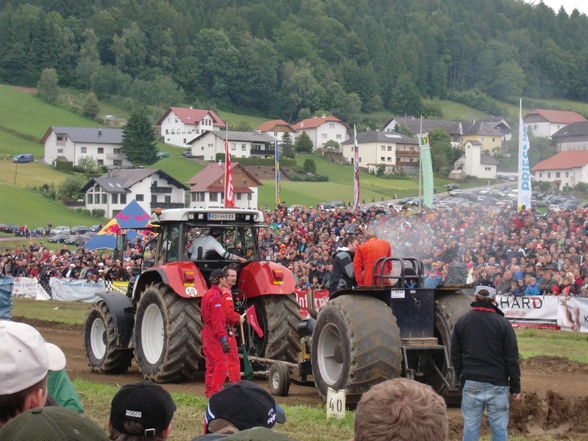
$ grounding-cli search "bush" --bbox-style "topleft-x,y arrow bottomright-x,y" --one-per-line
55,160 -> 75,173
445,89 -> 508,116
303,159 -> 316,174
214,154 -> 296,167
91,209 -> 106,217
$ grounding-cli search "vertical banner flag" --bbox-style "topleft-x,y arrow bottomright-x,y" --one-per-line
224,127 -> 235,208
518,99 -> 532,211
353,125 -> 360,210
417,134 -> 434,208
275,139 -> 281,207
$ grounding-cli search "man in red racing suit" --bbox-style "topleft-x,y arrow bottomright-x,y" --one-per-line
222,265 -> 244,383
201,269 -> 230,397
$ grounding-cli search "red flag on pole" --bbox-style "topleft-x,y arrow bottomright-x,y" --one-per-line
224,129 -> 235,208
245,305 -> 264,338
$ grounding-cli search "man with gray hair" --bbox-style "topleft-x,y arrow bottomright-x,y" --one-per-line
451,284 -> 521,441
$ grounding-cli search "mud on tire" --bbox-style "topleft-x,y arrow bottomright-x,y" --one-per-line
251,294 -> 301,363
312,295 -> 403,406
134,283 -> 202,383
84,301 -> 132,374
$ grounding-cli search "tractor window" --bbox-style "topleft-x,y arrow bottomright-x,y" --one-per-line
158,224 -> 180,263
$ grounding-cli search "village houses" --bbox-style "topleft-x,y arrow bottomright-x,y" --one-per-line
188,130 -> 276,160
255,119 -> 298,145
82,169 -> 186,218
293,115 -> 349,150
532,150 -> 588,190
157,107 -> 226,147
41,126 -> 131,168
551,121 -> 588,152
523,109 -> 586,139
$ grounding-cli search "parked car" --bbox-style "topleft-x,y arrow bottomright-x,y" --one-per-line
157,151 -> 170,158
12,153 -> 33,163
50,226 -> 70,235
181,150 -> 193,158
89,224 -> 102,232
48,232 -> 70,243
71,225 -> 90,235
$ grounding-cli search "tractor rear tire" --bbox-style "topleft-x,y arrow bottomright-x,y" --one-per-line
134,283 -> 202,383
433,290 -> 473,403
312,295 -> 402,406
84,301 -> 132,374
252,294 -> 301,363
268,362 -> 291,396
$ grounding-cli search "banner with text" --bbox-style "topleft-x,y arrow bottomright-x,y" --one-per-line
417,134 -> 434,208
12,277 -> 51,300
49,278 -> 106,303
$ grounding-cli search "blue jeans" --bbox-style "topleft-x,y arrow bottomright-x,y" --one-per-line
462,380 -> 510,441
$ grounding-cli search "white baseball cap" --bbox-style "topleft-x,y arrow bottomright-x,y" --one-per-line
0,321 -> 66,394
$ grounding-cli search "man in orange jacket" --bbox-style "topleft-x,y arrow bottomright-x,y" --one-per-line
221,265 -> 244,383
353,233 -> 392,286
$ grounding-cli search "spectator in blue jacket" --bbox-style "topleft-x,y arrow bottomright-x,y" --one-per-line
524,275 -> 541,296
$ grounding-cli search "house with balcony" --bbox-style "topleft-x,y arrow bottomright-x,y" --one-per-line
255,119 -> 298,144
188,130 -> 276,160
157,107 -> 226,147
81,169 -> 187,218
293,115 -> 349,150
523,109 -> 586,139
532,150 -> 588,190
340,130 -> 419,174
187,162 -> 262,209
41,126 -> 131,168
383,116 -> 463,147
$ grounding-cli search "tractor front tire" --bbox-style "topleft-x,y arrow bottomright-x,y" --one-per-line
84,301 -> 132,374
311,295 -> 402,406
134,283 -> 202,383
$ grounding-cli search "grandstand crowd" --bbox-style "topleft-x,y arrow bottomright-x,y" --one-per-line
1,204 -> 588,296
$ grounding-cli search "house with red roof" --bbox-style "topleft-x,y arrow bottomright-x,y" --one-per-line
523,109 -> 586,140
255,119 -> 298,144
293,114 -> 349,150
187,162 -> 262,209
157,107 -> 225,147
532,150 -> 588,190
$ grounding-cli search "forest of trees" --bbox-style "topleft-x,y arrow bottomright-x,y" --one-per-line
1,0 -> 587,123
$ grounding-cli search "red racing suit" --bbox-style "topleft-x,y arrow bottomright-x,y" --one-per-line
353,238 -> 392,286
201,285 -> 229,397
222,286 -> 241,383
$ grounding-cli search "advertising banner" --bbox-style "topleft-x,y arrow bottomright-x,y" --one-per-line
49,278 -> 106,303
295,289 -> 329,318
12,277 -> 51,300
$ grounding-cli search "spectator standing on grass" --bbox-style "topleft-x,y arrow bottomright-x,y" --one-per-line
353,378 -> 448,441
108,381 -> 176,441
221,265 -> 244,384
451,285 -> 521,441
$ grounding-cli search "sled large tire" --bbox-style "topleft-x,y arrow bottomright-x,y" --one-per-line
134,283 -> 202,383
84,301 -> 132,374
433,290 -> 473,403
252,294 -> 301,363
312,295 -> 402,406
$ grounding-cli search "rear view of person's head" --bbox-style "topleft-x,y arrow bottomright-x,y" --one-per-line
354,378 -> 448,441
109,381 -> 176,441
204,381 -> 286,435
0,406 -> 108,441
0,321 -> 66,426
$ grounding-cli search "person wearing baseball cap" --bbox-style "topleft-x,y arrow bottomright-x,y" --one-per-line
0,320 -> 66,427
192,381 -> 296,441
109,381 -> 176,441
0,406 -> 108,441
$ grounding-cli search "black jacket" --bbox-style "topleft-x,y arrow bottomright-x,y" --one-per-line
328,248 -> 354,294
451,301 -> 521,394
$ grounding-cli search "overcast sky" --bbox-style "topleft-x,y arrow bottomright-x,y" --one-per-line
525,0 -> 588,15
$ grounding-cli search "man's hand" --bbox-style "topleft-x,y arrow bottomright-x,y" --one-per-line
511,393 -> 521,401
238,256 -> 247,263
221,341 -> 230,353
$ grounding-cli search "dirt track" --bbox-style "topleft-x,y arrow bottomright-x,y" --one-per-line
25,318 -> 588,440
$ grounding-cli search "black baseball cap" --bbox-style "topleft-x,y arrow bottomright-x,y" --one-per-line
204,381 -> 286,433
110,381 -> 176,435
0,407 -> 108,441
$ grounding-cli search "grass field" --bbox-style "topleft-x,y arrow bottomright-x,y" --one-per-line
0,129 -> 44,158
0,184 -> 104,227
0,159 -> 68,187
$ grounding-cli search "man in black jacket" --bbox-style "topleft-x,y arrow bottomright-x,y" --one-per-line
451,284 -> 521,441
328,235 -> 358,295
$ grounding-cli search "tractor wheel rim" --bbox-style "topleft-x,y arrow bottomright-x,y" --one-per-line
271,369 -> 281,390
317,323 -> 344,385
90,317 -> 106,360
142,303 -> 165,365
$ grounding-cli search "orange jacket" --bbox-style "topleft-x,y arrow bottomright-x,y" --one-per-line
353,238 -> 392,286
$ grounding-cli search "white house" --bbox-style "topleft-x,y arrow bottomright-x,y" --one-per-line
453,140 -> 498,179
293,115 -> 348,150
188,130 -> 276,161
255,119 -> 298,144
340,130 -> 419,173
384,116 -> 464,147
523,109 -> 586,139
551,121 -> 588,152
187,163 -> 261,209
41,126 -> 131,168
532,150 -> 588,190
157,107 -> 225,147
81,169 -> 187,218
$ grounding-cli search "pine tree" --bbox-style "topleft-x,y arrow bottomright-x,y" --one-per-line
122,108 -> 158,166
294,132 -> 313,153
37,68 -> 59,104
281,132 -> 295,158
82,92 -> 100,119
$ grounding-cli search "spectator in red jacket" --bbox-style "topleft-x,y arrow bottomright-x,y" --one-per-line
201,269 -> 230,397
353,233 -> 392,286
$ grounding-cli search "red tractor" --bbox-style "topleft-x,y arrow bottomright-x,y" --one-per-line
83,208 -> 301,382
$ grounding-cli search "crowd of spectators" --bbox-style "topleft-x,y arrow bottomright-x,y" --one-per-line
1,203 -> 588,297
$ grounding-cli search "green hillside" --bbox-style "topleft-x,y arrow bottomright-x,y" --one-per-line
0,160 -> 68,187
0,184 -> 104,227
